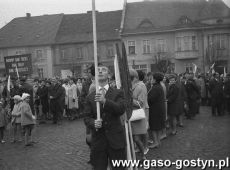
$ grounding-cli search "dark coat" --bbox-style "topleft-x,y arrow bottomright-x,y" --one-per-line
209,78 -> 223,103
37,85 -> 49,109
148,83 -> 165,131
177,82 -> 188,115
84,87 -> 126,151
167,83 -> 180,117
224,80 -> 230,98
49,84 -> 64,113
185,79 -> 200,101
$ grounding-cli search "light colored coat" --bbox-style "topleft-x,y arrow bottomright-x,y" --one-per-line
62,83 -> 70,105
11,102 -> 22,124
131,81 -> 148,135
67,84 -> 78,109
20,101 -> 35,126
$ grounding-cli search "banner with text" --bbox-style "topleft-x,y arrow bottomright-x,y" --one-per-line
4,54 -> 32,77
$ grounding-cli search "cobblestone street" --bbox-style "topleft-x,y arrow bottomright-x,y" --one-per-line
0,106 -> 230,170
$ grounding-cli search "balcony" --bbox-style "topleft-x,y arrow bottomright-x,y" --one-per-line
175,50 -> 199,60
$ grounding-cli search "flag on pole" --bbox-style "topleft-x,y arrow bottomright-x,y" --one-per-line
15,65 -> 19,79
114,54 -> 121,89
224,67 -> 227,77
7,75 -> 11,92
192,63 -> 197,74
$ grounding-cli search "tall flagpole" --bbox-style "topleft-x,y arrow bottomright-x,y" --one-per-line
92,0 -> 100,120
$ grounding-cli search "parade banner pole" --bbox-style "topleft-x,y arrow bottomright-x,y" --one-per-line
92,0 -> 100,120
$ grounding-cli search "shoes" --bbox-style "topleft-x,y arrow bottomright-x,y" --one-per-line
144,148 -> 149,155
160,135 -> 167,140
25,143 -> 33,147
149,143 -> 159,149
148,140 -> 154,144
171,131 -> 177,135
1,140 -> 6,143
135,148 -> 140,153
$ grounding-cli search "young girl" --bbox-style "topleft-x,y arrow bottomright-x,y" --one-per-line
20,93 -> 36,146
0,101 -> 7,143
11,95 -> 22,143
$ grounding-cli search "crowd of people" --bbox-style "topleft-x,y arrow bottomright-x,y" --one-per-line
0,75 -> 86,146
82,65 -> 230,170
0,64 -> 230,169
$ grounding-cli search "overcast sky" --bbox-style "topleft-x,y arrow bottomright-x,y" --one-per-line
1,0 -> 230,29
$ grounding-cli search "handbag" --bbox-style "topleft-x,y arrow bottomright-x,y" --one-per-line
129,102 -> 146,122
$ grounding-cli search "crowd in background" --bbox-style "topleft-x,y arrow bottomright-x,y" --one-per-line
0,66 -> 230,155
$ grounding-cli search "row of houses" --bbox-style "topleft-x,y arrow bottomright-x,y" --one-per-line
0,0 -> 230,78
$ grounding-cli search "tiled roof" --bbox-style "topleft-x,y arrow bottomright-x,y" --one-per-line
0,14 -> 63,48
55,10 -> 122,44
122,0 -> 230,34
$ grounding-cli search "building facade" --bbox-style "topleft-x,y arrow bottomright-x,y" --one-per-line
0,14 -> 63,78
53,10 -> 122,78
121,0 -> 230,74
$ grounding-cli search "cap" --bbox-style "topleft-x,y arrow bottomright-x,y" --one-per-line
13,95 -> 22,100
21,93 -> 30,100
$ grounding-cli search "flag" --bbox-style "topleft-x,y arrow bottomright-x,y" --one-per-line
116,42 -> 136,169
192,63 -> 197,74
224,67 -> 227,77
210,62 -> 215,74
210,62 -> 215,69
15,65 -> 19,79
7,75 -> 11,92
114,54 -> 121,89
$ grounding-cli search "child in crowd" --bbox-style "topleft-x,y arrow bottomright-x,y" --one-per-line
11,95 -> 22,143
0,101 -> 7,143
20,93 -> 36,146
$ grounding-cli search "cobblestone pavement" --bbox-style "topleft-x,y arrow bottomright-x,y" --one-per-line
0,106 -> 230,170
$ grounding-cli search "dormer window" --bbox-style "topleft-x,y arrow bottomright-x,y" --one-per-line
138,18 -> 154,28
216,19 -> 223,24
178,16 -> 192,25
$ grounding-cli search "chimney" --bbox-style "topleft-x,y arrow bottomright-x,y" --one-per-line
26,13 -> 31,18
87,10 -> 98,14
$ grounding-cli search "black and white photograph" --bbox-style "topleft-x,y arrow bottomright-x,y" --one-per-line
0,0 -> 230,169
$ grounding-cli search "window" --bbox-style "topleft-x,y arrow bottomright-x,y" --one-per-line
132,64 -> 147,73
143,40 -> 150,54
16,51 -> 23,55
176,37 -> 182,51
76,47 -> 84,59
107,44 -> 114,57
38,68 -> 44,78
183,36 -> 190,51
216,34 -> 226,49
185,63 -> 193,73
128,41 -> 136,54
61,49 -> 66,60
36,49 -> 43,59
176,36 -> 196,51
0,51 -> 3,62
192,36 -> 196,50
157,39 -> 166,53
208,34 -> 226,50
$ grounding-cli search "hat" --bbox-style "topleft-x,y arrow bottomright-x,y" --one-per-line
21,93 -> 30,100
13,95 -> 21,100
168,74 -> 177,80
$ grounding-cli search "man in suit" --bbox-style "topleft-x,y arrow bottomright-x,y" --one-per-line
84,65 -> 126,170
49,78 -> 64,124
209,73 -> 223,116
224,73 -> 230,114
